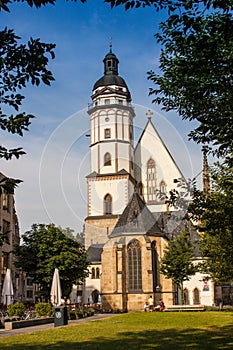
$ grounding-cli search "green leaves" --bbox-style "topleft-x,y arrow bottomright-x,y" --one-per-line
149,12 -> 233,158
14,224 -> 89,298
160,230 -> 198,288
0,27 -> 55,159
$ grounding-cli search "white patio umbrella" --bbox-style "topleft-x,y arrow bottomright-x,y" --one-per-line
1,268 -> 14,306
50,268 -> 62,306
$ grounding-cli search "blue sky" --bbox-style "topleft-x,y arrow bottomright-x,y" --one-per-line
1,1 -> 203,234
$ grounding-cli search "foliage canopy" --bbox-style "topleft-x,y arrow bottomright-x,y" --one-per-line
14,224 -> 89,299
160,230 -> 198,300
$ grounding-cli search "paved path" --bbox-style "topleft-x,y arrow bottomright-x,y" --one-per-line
0,313 -> 119,338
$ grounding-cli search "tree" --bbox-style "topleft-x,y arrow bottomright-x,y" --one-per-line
14,224 -> 89,299
105,1 -> 233,159
0,27 -> 55,160
148,12 -> 233,159
188,163 -> 233,282
160,230 -> 198,304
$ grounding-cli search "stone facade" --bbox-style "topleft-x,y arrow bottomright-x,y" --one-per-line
0,172 -> 20,301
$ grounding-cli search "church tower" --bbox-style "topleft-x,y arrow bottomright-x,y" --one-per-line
84,47 -> 136,248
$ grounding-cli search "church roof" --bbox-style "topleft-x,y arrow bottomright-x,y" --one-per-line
86,244 -> 104,263
109,192 -> 163,238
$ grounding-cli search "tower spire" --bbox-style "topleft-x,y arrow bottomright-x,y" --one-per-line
109,37 -> 112,53
202,145 -> 210,191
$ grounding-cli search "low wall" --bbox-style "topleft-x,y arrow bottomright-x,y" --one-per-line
4,317 -> 54,330
164,305 -> 206,312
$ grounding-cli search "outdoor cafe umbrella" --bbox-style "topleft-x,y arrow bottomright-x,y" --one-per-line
50,268 -> 62,306
1,268 -> 14,306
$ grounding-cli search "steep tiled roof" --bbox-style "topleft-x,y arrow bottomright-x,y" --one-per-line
109,192 -> 162,238
86,244 -> 104,263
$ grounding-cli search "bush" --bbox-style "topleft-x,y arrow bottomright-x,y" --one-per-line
7,303 -> 25,317
35,302 -> 53,317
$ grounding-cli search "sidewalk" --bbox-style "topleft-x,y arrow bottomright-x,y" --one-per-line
0,313 -> 119,338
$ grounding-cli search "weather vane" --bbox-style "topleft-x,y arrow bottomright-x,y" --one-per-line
109,37 -> 112,52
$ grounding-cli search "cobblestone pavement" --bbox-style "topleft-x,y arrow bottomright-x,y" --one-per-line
0,313 -> 119,338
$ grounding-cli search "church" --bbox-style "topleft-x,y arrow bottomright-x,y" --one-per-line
82,47 -> 214,311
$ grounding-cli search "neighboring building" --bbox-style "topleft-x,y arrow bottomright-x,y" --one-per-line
81,47 -> 215,311
0,172 -> 20,303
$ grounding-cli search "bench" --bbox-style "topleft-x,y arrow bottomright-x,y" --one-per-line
164,305 -> 206,312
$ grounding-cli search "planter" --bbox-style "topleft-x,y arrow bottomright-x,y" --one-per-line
4,317 -> 54,330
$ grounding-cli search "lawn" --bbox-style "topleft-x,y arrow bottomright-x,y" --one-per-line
0,311 -> 232,349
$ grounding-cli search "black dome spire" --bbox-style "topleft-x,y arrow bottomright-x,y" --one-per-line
93,48 -> 130,96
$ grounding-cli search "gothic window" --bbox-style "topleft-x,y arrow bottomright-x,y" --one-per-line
104,194 -> 112,215
159,180 -> 167,194
104,152 -> 111,166
183,288 -> 190,305
128,239 -> 142,291
91,267 -> 95,279
104,128 -> 111,138
147,158 -> 157,203
96,267 -> 100,279
193,288 -> 200,305
151,241 -> 159,293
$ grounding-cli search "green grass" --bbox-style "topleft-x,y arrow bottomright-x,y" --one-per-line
0,312 -> 232,349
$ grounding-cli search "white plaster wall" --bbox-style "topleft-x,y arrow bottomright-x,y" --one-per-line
99,142 -> 115,174
89,178 -> 128,216
135,121 -> 183,207
183,271 -> 213,306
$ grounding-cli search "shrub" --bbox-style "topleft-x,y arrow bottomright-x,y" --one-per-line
7,303 -> 25,317
35,302 -> 53,317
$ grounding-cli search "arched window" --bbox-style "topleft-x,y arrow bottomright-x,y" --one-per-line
147,158 -> 157,203
96,267 -> 100,279
151,241 -> 159,293
159,180 -> 167,194
104,194 -> 112,215
91,267 -> 95,279
193,288 -> 200,305
183,288 -> 190,305
104,152 -> 111,166
128,239 -> 142,291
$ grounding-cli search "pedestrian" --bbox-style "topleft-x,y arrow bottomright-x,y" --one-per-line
148,295 -> 154,312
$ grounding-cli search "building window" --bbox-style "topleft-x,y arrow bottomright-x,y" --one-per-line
104,99 -> 110,105
193,288 -> 200,305
104,194 -> 112,215
2,192 -> 10,211
128,239 -> 142,291
104,128 -> 111,139
96,267 -> 100,279
147,158 -> 157,203
183,288 -> 190,305
2,220 -> 10,244
27,290 -> 33,299
104,152 -> 111,166
91,267 -> 95,279
26,278 -> 33,286
159,180 -> 167,194
151,241 -> 159,294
